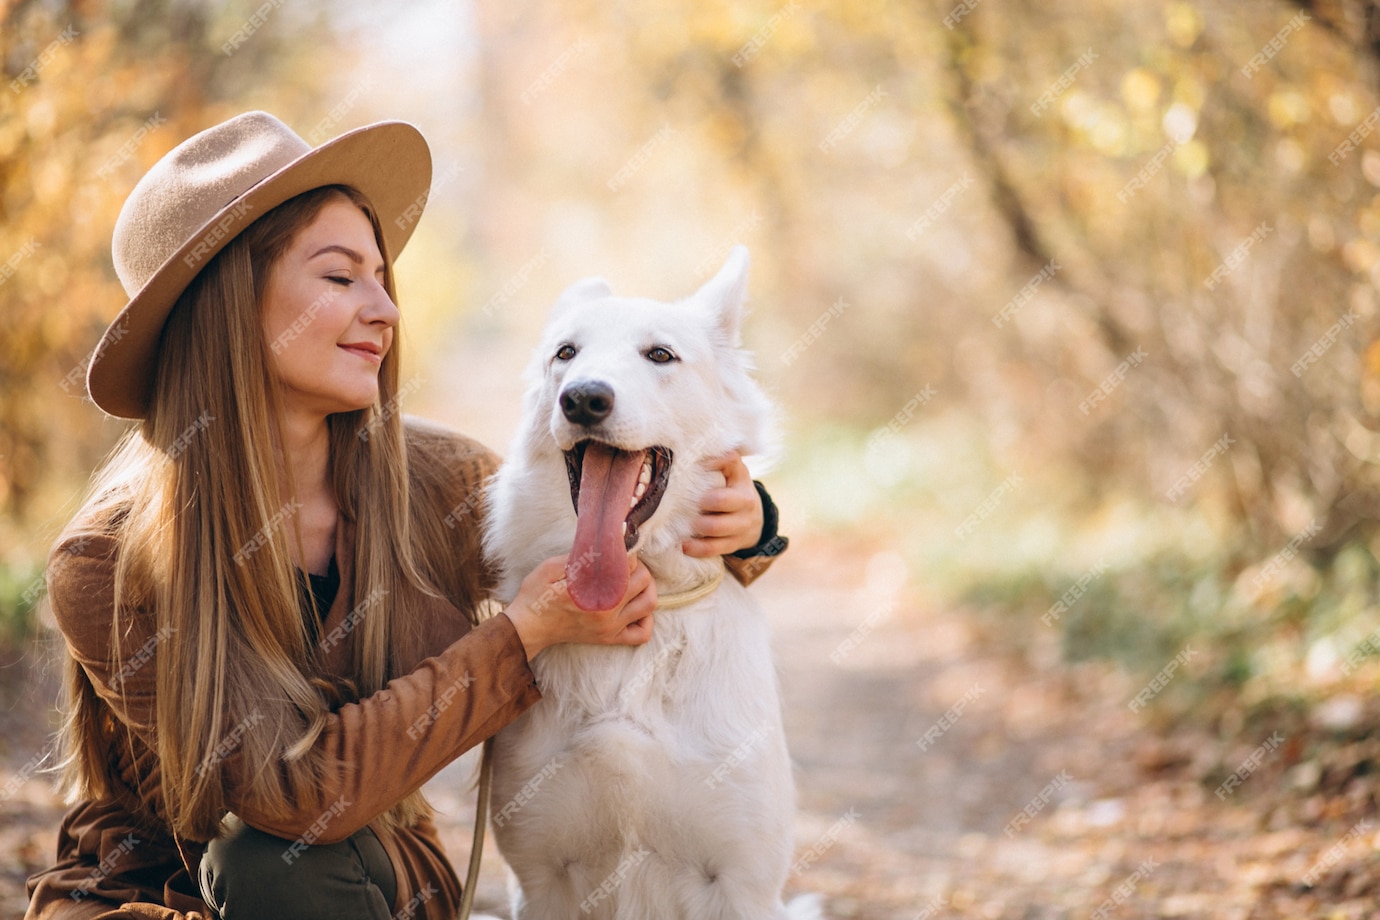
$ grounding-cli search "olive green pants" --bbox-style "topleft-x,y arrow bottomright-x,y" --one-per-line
199,815 -> 398,919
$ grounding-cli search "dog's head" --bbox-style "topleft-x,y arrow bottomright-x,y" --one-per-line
512,245 -> 774,610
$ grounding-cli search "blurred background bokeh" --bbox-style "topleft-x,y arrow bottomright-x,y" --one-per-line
7,0 -> 1380,719
7,0 -> 1380,914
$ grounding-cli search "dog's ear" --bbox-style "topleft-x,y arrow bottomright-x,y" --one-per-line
551,277 -> 613,317
694,245 -> 749,345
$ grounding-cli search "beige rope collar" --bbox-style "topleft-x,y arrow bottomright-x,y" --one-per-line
655,561 -> 725,610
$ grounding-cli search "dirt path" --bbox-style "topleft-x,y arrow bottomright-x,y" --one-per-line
2,537 -> 1376,918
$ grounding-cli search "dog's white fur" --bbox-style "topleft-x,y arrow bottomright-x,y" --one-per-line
482,248 -> 819,919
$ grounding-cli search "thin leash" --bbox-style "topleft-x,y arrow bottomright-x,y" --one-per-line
458,736 -> 494,920
458,561 -> 723,918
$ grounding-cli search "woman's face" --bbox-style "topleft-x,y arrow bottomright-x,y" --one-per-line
261,197 -> 399,420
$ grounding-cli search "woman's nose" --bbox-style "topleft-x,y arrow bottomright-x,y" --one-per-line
360,279 -> 400,327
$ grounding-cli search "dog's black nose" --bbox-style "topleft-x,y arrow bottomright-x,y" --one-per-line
560,381 -> 615,426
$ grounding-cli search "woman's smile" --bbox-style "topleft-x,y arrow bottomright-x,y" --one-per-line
339,340 -> 384,363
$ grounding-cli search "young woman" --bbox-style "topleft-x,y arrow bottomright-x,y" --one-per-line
25,112 -> 785,920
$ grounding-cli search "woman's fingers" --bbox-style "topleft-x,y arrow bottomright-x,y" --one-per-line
684,452 -> 765,558
507,553 -> 659,656
610,558 -> 657,645
618,613 -> 655,646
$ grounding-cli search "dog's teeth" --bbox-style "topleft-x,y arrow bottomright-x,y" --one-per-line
630,457 -> 652,509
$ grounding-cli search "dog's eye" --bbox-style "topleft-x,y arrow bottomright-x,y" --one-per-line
555,344 -> 577,361
645,346 -> 678,364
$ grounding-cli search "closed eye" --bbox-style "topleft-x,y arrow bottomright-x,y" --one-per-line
645,346 -> 678,364
326,275 -> 354,287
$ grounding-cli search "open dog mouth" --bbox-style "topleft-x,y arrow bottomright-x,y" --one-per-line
562,441 -> 673,610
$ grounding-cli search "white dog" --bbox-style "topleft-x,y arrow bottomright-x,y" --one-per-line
482,247 -> 819,919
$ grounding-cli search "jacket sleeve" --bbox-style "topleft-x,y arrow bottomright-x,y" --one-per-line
724,551 -> 777,587
47,534 -> 541,846
233,613 -> 539,843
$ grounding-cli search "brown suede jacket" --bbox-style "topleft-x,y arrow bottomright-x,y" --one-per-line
25,423 -> 775,919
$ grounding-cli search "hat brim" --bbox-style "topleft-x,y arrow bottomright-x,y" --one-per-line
88,120 -> 432,419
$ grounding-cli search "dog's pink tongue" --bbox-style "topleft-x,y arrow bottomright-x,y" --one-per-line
568,443 -> 643,611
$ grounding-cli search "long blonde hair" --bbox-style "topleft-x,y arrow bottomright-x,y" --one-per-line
57,186 -> 474,841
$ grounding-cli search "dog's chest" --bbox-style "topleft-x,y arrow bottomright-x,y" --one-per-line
520,592 -> 776,756
535,613 -> 702,718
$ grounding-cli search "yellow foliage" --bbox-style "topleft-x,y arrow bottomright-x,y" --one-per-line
0,1 -> 346,555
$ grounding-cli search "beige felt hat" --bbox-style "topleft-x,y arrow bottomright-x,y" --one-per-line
88,110 -> 432,419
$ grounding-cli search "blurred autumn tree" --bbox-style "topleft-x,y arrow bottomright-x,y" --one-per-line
471,0 -> 1380,552
0,0 -> 347,630
947,0 -> 1379,552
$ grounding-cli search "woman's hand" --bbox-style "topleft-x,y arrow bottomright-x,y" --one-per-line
503,553 -> 657,660
683,451 -> 764,558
